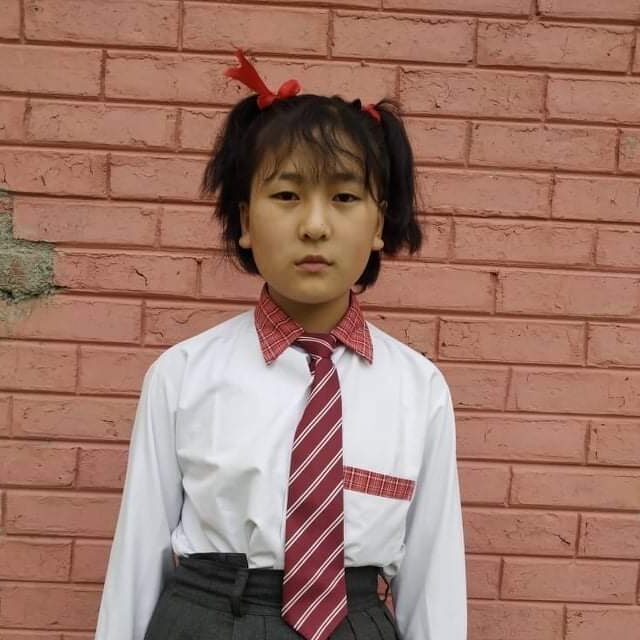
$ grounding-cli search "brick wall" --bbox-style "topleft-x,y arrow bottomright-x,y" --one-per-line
1,1 -> 639,638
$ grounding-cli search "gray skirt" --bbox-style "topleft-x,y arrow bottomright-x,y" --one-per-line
143,553 -> 400,640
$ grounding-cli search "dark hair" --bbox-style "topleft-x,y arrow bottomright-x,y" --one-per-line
200,93 -> 422,292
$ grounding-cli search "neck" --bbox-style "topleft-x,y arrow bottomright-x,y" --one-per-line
267,287 -> 351,333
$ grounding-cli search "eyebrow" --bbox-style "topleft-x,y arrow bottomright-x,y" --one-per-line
269,171 -> 364,185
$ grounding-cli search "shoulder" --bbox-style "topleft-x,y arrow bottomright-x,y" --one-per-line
147,308 -> 255,382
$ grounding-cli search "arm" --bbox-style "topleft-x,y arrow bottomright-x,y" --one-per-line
392,375 -> 467,639
94,358 -> 184,640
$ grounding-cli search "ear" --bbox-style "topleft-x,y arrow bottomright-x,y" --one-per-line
238,202 -> 251,249
372,200 -> 386,251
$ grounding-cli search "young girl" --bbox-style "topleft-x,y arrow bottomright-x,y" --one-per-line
94,50 -> 466,640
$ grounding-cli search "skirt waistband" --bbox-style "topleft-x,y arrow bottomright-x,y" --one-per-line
171,553 -> 384,618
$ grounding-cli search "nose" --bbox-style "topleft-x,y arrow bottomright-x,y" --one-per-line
298,195 -> 330,240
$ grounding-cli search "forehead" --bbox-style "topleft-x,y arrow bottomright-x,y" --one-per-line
254,136 -> 365,187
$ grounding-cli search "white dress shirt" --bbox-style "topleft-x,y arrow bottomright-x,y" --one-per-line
94,287 -> 466,640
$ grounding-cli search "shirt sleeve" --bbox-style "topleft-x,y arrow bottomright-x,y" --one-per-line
94,358 -> 184,640
391,374 -> 467,640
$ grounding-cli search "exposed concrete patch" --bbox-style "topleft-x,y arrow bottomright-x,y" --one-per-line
0,188 -> 61,304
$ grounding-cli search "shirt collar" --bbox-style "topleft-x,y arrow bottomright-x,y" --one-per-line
254,283 -> 373,365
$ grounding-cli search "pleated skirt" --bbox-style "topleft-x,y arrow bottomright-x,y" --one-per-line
143,553 -> 400,640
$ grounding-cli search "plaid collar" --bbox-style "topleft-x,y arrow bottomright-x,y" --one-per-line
254,283 -> 373,365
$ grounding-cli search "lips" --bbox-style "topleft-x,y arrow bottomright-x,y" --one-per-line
296,255 -> 331,265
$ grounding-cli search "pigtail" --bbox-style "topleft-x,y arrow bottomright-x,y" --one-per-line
374,100 -> 423,256
200,94 -> 262,272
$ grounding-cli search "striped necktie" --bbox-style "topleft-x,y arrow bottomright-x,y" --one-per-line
282,333 -> 347,640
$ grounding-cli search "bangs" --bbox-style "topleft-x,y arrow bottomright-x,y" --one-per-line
246,98 -> 386,201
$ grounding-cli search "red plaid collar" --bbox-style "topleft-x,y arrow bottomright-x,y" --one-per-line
254,283 -> 373,365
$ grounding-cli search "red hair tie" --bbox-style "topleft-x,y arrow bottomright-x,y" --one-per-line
224,49 -> 381,123
225,49 -> 300,109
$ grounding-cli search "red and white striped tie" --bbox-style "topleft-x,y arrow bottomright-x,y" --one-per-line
282,333 -> 347,640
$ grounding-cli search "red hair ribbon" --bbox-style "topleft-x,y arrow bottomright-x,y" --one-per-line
224,49 -> 381,123
225,49 -> 301,109
362,103 -> 381,123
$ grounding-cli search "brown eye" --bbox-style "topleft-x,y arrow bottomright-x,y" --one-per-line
272,191 -> 299,201
334,193 -> 359,203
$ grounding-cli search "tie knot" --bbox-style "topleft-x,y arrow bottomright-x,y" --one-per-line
294,333 -> 337,360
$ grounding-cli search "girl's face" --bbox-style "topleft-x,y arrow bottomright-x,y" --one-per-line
238,144 -> 384,331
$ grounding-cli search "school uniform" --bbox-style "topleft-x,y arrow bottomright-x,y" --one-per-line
94,283 -> 467,640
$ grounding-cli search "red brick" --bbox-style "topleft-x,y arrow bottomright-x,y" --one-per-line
334,12 -> 473,63
0,632 -> 61,640
12,395 -> 136,441
0,342 -> 77,392
458,462 -> 510,505
502,558 -> 637,603
596,228 -> 640,270
619,129 -> 640,173
144,303 -> 247,346
362,263 -> 495,312
110,154 -> 207,201
511,466 -> 640,510
0,394 -> 10,437
0,537 -> 71,581
180,107 -> 227,152
539,0 -> 640,20
400,68 -> 544,118
77,445 -> 128,489
457,415 -> 587,463
0,441 -> 77,487
384,0 -> 529,12
0,0 -> 20,38
13,197 -> 158,246
55,251 -> 199,296
589,323 -> 640,368
469,601 -> 564,640
470,123 -> 616,172
548,77 -> 640,125
253,60 -> 396,106
198,256 -> 261,301
439,364 -> 509,411
566,605 -> 640,640
364,312 -> 438,358
419,169 -> 551,218
25,0 -> 178,47
589,420 -> 640,467
0,582 -> 100,629
5,491 -> 120,537
107,54 -> 395,106
0,149 -> 107,196
553,176 -> 640,223
72,540 -> 111,582
440,318 -> 585,365
415,216 -> 451,262
0,45 -> 101,96
106,52 -> 237,103
160,205 -> 222,249
466,555 -> 501,599
453,219 -> 593,267
464,508 -> 577,555
0,97 -> 26,141
478,21 -> 633,72
509,368 -> 640,417
579,515 -> 640,560
498,271 -> 640,319
404,118 -> 467,164
78,346 -> 162,395
184,4 -> 328,55
0,296 -> 141,343
28,100 -> 177,149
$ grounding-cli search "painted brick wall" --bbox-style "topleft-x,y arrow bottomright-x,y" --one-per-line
1,1 -> 640,638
